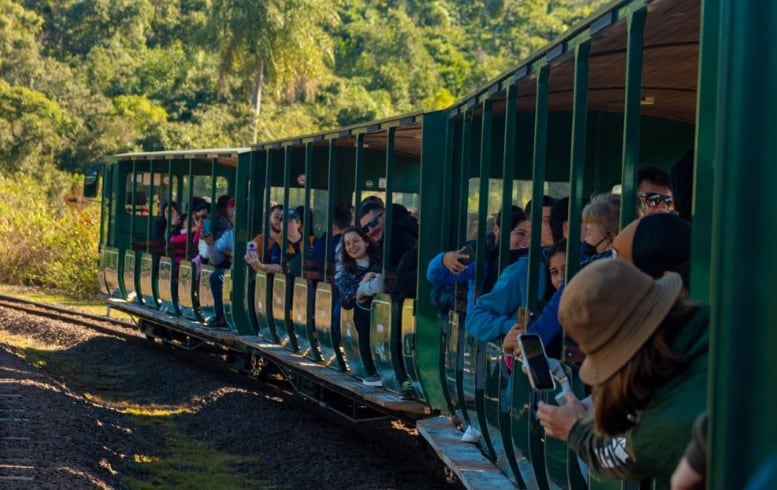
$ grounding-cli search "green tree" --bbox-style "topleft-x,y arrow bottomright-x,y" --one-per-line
209,0 -> 340,143
0,80 -> 69,173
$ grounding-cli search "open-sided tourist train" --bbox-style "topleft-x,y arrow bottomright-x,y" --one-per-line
84,0 -> 776,488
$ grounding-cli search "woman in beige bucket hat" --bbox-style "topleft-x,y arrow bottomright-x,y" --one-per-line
549,258 -> 709,487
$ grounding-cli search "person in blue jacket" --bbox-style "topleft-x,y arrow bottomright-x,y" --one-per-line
427,205 -> 528,313
464,252 -> 546,343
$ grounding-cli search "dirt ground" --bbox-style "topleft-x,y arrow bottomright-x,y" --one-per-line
0,305 -> 453,489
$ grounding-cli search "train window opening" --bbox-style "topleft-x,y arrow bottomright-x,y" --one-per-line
185,175 -> 229,209
466,178 -> 569,229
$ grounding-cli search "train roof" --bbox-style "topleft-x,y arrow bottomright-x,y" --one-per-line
106,148 -> 253,167
450,0 -> 698,123
251,111 -> 427,160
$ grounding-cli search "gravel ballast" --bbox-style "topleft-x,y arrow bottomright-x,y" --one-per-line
0,304 -> 453,489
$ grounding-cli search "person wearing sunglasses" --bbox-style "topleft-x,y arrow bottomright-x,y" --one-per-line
356,198 -> 419,399
637,166 -> 674,217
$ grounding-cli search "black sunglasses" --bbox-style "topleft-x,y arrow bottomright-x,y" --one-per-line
639,192 -> 673,208
361,212 -> 383,232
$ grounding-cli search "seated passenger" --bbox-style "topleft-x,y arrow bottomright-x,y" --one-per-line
151,200 -> 180,247
524,195 -> 556,247
537,213 -> 694,483
168,211 -> 188,261
212,195 -> 233,240
246,207 -> 313,276
335,227 -> 383,387
427,205 -> 527,312
357,198 -> 417,399
245,204 -> 283,274
580,193 -> 620,264
555,259 -> 708,487
502,193 -> 620,357
463,234 -> 545,343
357,199 -> 418,271
191,201 -> 211,273
637,166 -> 674,217
310,201 -> 353,270
502,238 -> 567,366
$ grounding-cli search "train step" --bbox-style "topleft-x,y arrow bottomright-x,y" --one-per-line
417,416 -> 515,490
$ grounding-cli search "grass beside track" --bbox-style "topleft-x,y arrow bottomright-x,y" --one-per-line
0,284 -> 133,320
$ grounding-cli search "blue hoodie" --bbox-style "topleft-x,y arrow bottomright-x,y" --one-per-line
465,255 -> 546,342
426,252 -> 477,311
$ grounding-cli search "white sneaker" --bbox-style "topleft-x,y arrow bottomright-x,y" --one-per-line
362,374 -> 383,387
461,425 -> 481,443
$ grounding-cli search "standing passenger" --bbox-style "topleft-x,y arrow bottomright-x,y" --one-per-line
335,227 -> 383,387
203,197 -> 235,327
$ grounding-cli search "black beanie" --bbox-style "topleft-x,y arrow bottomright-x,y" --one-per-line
632,213 -> 691,280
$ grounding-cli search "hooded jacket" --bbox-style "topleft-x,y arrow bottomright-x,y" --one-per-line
568,305 -> 709,489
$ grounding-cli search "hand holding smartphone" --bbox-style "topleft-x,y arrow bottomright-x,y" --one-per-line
457,245 -> 474,265
202,218 -> 212,236
518,333 -> 555,391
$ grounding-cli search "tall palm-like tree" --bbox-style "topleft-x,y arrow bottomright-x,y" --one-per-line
210,0 -> 339,143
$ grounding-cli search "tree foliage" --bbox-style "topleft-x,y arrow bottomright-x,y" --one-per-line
2,0 -> 606,172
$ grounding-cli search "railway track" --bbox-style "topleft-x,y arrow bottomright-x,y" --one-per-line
0,293 -> 458,488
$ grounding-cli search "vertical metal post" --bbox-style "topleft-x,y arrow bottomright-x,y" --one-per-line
354,133 -> 365,211
302,143 -> 313,262
282,146 -> 292,265
130,160 -> 138,241
460,114 -> 474,258
619,9 -> 646,226
231,151 -> 252,334
148,161 -> 157,243
186,159 -> 195,257
527,65 -> 550,311
500,87 -> 517,272
416,111 -> 452,411
689,0 -> 719,302
263,150 -> 273,240
382,128 -> 396,272
325,140 -> 338,275
566,44 -> 591,279
708,0 -> 777,487
475,103 -> 491,293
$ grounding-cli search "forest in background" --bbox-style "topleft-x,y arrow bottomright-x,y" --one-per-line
0,0 -> 606,296
3,0 -> 606,174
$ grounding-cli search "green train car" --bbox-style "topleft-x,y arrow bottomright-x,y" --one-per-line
87,0 -> 776,488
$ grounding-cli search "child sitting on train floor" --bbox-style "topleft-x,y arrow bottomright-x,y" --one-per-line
334,227 -> 384,387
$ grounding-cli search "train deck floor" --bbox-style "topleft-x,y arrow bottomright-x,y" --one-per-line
417,416 -> 516,490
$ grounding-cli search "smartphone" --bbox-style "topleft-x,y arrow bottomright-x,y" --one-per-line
202,218 -> 212,236
246,241 -> 257,260
518,333 -> 555,391
458,245 -> 475,265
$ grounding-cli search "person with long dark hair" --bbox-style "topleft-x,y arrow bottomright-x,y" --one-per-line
335,227 -> 383,387
547,259 -> 708,487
